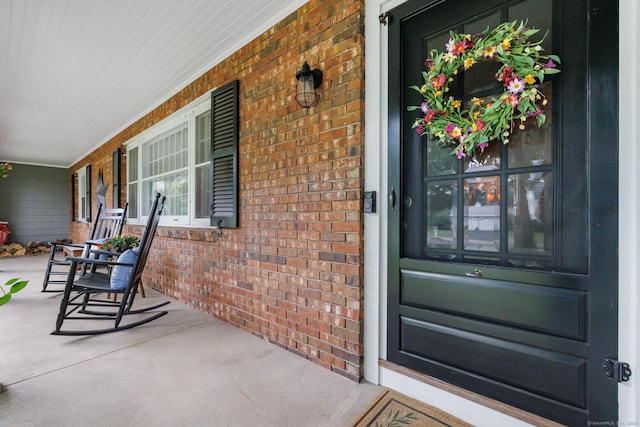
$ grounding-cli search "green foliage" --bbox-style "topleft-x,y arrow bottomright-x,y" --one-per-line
0,278 -> 28,306
99,235 -> 140,253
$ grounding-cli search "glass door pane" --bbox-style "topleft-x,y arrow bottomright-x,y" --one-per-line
464,176 -> 500,252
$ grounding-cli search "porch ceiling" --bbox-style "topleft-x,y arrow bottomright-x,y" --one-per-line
0,0 -> 306,168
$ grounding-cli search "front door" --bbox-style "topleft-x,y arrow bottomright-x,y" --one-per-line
387,0 -> 619,425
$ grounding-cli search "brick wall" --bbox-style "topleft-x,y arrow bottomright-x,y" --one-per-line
69,0 -> 365,381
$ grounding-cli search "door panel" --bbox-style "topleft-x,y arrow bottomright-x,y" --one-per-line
400,270 -> 587,339
387,0 -> 618,425
400,317 -> 587,407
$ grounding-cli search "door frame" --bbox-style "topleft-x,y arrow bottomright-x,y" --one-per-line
363,0 -> 640,424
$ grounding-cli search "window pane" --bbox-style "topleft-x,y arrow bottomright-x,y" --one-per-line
128,147 -> 138,181
464,176 -> 500,252
427,181 -> 457,249
77,167 -> 87,220
508,172 -> 552,255
143,171 -> 188,216
195,164 -> 211,218
128,183 -> 138,219
142,123 -> 188,177
196,111 -> 211,165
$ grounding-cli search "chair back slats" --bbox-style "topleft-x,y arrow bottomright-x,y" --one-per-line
128,193 -> 165,292
42,203 -> 129,292
91,205 -> 129,241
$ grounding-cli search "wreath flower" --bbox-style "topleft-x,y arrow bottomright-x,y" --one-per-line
409,21 -> 561,159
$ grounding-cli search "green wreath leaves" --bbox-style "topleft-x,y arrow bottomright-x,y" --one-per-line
408,21 -> 561,159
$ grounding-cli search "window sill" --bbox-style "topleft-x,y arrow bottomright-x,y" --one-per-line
123,224 -> 222,243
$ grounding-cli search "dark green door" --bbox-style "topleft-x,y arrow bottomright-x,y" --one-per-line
387,0 -> 619,425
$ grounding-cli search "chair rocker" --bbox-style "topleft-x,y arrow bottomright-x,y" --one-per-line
52,193 -> 169,336
42,203 -> 128,292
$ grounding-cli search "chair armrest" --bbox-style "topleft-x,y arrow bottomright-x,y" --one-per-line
65,256 -> 135,269
49,242 -> 83,249
85,239 -> 107,245
88,248 -> 121,258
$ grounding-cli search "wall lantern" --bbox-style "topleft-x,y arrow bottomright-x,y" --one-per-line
295,62 -> 323,108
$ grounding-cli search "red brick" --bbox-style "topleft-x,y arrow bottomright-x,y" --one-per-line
68,0 -> 366,383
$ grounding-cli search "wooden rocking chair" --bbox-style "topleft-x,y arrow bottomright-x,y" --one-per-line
52,193 -> 169,336
42,203 -> 128,292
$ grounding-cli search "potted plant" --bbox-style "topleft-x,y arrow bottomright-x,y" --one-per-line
97,235 -> 140,253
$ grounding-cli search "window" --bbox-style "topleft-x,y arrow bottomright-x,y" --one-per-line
76,165 -> 91,222
126,81 -> 239,227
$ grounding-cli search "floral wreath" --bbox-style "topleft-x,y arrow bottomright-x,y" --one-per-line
409,21 -> 561,159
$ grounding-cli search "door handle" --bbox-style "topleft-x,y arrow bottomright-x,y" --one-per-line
390,187 -> 396,210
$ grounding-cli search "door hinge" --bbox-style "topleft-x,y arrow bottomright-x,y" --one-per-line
603,358 -> 632,382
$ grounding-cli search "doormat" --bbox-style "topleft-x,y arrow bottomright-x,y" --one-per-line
349,389 -> 473,427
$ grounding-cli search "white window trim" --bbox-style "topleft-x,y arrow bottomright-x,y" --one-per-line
124,92 -> 213,227
76,166 -> 89,223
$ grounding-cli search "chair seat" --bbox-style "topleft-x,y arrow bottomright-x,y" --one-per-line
72,272 -> 115,293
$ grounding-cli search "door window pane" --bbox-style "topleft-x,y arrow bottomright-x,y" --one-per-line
427,181 -> 457,249
508,82 -> 553,168
427,140 -> 457,176
464,140 -> 501,172
509,0 -> 553,53
464,176 -> 500,251
463,12 -> 502,97
507,172 -> 552,255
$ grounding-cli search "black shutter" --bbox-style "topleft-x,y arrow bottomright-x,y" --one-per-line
210,80 -> 239,228
85,164 -> 92,222
112,148 -> 121,208
71,173 -> 77,221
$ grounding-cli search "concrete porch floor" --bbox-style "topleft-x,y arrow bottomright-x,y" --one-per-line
0,254 -> 382,426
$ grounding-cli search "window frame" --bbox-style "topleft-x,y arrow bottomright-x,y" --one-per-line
124,84 -> 239,229
76,164 -> 91,222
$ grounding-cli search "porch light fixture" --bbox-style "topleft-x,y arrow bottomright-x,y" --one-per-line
295,62 -> 323,108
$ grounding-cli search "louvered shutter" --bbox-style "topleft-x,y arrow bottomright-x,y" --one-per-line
210,80 -> 239,228
85,164 -> 92,222
112,148 -> 121,208
71,173 -> 77,221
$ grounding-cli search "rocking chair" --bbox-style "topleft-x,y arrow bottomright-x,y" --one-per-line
42,203 -> 128,292
52,193 -> 169,336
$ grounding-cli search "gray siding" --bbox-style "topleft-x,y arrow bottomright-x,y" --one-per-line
0,163 -> 69,243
